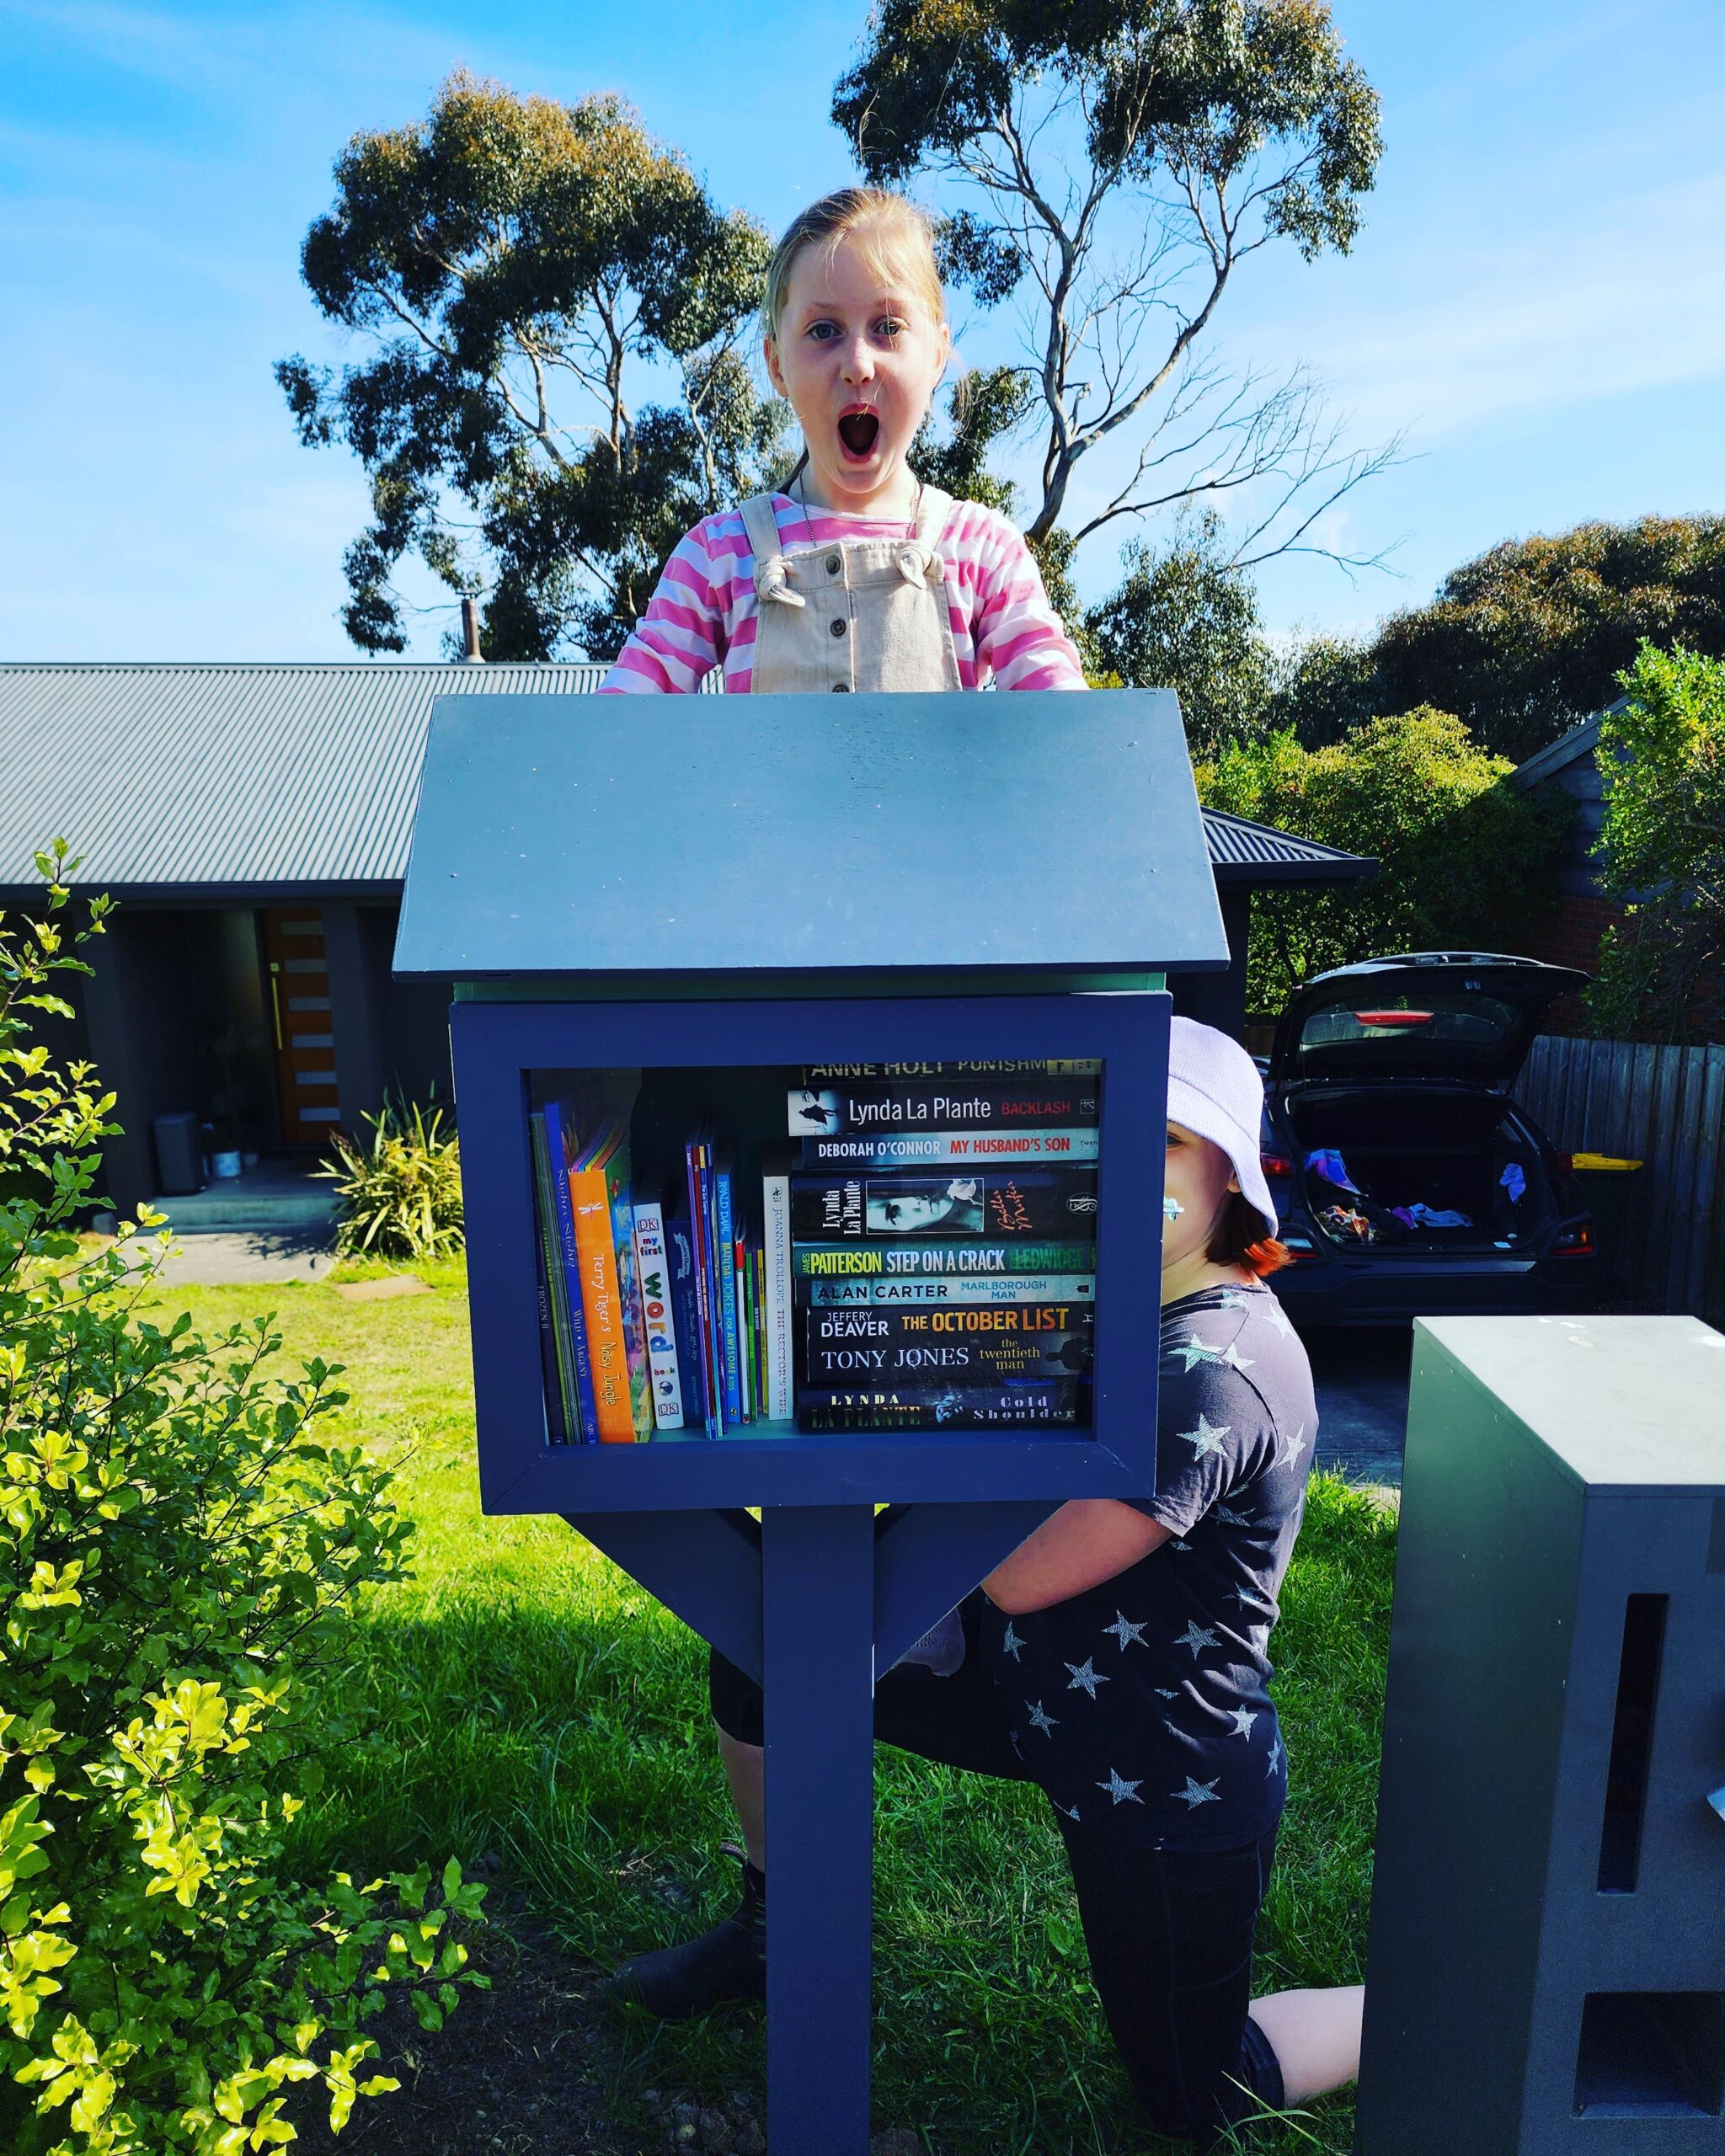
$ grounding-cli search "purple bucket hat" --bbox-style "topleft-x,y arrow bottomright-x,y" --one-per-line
1165,1016 -> 1278,1241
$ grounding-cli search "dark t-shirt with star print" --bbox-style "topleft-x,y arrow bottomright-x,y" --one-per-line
974,1278 -> 1316,1849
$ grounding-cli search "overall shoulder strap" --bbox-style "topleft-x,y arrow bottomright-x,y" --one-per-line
736,494 -> 784,579
911,484 -> 954,547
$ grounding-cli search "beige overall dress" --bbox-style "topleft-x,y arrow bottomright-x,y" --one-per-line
736,484 -> 962,693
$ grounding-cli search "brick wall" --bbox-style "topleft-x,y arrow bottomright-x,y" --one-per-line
1518,893 -> 1624,1034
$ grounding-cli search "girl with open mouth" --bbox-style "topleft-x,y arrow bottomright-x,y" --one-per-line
600,187 -> 1087,696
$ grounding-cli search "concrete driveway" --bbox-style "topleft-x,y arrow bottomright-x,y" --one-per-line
1305,1325 -> 1413,1487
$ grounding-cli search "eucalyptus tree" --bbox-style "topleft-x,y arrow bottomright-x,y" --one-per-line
279,72 -> 785,659
833,0 -> 1391,567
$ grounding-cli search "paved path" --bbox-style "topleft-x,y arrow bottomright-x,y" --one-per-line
115,1227 -> 337,1284
1305,1325 -> 1413,1487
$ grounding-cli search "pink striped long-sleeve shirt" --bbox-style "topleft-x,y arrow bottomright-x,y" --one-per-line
599,493 -> 1087,693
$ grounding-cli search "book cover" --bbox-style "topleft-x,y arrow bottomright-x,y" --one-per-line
802,1302 -> 1094,1388
532,1246 -> 570,1444
799,1127 -> 1099,1169
788,1077 -> 1098,1139
795,1385 -> 1087,1431
664,1201 -> 709,1432
800,1060 -> 1100,1082
537,1101 -> 600,1444
791,1166 -> 1098,1242
713,1151 -> 742,1427
805,1270 -> 1096,1308
793,1238 -> 1096,1280
528,1111 -> 574,1444
632,1200 -> 685,1432
761,1140 -> 793,1421
599,1087 -> 653,1439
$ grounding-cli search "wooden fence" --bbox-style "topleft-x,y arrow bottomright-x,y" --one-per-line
1514,1034 -> 1725,1326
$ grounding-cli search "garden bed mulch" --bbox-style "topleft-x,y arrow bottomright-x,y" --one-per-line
294,1890 -> 931,2156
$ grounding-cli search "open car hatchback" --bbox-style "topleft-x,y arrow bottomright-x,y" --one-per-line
1261,952 -> 1598,1325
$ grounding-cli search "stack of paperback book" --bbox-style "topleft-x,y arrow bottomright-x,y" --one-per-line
786,1062 -> 1101,1430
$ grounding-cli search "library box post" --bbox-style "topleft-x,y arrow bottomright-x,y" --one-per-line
393,686 -> 1229,2156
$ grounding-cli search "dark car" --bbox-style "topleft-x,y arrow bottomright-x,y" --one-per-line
1259,953 -> 1598,1325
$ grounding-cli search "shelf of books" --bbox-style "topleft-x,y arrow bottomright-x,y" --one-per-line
528,1059 -> 1103,1447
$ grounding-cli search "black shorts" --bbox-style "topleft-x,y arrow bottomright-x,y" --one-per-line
710,1602 -> 1285,2145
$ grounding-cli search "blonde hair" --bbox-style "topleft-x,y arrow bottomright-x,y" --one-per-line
762,188 -> 946,344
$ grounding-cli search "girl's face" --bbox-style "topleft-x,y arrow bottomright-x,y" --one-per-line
764,227 -> 950,517
1162,1119 -> 1241,1278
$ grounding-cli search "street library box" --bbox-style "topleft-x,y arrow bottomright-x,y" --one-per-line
393,687 -> 1228,1515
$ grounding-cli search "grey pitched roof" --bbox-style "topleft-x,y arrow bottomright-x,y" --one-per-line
0,663 -> 1371,899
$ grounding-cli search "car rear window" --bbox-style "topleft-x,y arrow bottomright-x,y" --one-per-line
1298,993 -> 1521,1052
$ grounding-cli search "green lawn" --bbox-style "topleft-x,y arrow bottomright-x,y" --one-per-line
139,1258 -> 1396,2156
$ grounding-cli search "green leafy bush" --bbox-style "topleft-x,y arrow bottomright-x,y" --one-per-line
317,1097 -> 463,1263
1586,643 -> 1725,1043
0,843 -> 483,2155
1197,710 -> 1570,1016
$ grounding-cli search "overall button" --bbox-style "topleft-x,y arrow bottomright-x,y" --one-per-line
825,554 -> 841,575
831,681 -> 850,693
830,616 -> 847,638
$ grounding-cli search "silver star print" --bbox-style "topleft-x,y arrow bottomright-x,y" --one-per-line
1179,1412 -> 1231,1460
1172,1776 -> 1220,1809
1267,1737 -> 1284,1778
1174,1620 -> 1219,1660
1097,1768 -> 1145,1805
1216,1289 -> 1253,1312
1229,1588 -> 1273,1613
1276,1422 -> 1311,1471
1168,1335 -> 1227,1373
1103,1610 -> 1148,1651
1027,1700 -> 1060,1737
1215,1341 -> 1256,1371
1229,1707 -> 1259,1739
1172,1540 -> 1194,1553
1001,1620 -> 1026,1661
1214,1503 -> 1252,1525
1065,1657 -> 1110,1698
1259,1295 -> 1295,1338
1154,1687 -> 1180,1700
1060,1801 -> 1081,1820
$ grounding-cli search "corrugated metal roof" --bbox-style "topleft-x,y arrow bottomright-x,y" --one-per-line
0,663 -> 1370,895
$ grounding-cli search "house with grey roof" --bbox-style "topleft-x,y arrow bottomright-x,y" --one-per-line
0,663 -> 1375,1219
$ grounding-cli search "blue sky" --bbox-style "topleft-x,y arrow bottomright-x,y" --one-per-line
2,0 -> 1722,660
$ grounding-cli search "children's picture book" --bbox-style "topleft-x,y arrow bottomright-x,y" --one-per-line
632,1199 -> 686,1431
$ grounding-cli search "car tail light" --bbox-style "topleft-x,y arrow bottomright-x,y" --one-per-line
1352,1009 -> 1434,1027
1260,1151 -> 1293,1179
1279,1233 -> 1321,1264
1552,1221 -> 1594,1256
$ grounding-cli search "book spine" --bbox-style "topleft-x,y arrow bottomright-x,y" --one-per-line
790,1165 -> 1098,1244
795,1386 -> 1087,1431
570,1137 -> 637,1444
603,1130 -> 654,1439
793,1240 -> 1095,1279
527,1113 -> 573,1444
665,1208 -> 708,1432
788,1078 -> 1099,1139
714,1159 -> 742,1427
632,1201 -> 685,1432
685,1143 -> 721,1438
802,1302 -> 1093,1385
800,1060 -> 1100,1082
761,1156 -> 793,1420
737,1241 -> 753,1421
799,1128 -> 1098,1167
539,1102 -> 600,1444
805,1271 -> 1097,1308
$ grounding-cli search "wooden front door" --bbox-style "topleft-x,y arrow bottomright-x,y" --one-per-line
261,910 -> 342,1145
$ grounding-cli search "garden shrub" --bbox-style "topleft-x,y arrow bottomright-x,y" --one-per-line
317,1097 -> 463,1263
1585,642 -> 1725,1043
1197,708 -> 1570,1016
0,844 -> 483,2155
